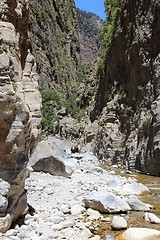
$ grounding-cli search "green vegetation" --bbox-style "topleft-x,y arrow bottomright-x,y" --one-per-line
76,63 -> 90,83
105,93 -> 113,102
41,89 -> 86,132
29,0 -> 80,93
41,63 -> 90,132
138,85 -> 144,91
125,22 -> 133,47
77,9 -> 97,19
97,0 -> 120,76
124,106 -> 134,116
37,8 -> 49,23
41,90 -> 61,132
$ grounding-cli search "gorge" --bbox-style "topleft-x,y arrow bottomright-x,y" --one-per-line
0,0 -> 160,239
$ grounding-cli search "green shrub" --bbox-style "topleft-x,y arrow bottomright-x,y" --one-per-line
124,106 -> 134,116
41,89 -> 86,132
97,0 -> 120,76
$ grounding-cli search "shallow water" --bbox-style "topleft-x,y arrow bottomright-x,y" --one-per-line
134,173 -> 160,216
97,165 -> 160,239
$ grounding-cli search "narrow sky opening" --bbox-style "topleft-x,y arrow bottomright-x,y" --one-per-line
75,0 -> 106,20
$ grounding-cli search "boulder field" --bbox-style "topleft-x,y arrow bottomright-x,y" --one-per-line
0,137 -> 159,240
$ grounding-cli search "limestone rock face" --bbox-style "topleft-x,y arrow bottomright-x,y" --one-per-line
77,8 -> 103,64
0,0 -> 41,231
91,0 -> 160,176
29,0 -> 80,91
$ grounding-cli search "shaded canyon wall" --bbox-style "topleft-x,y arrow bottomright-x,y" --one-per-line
91,0 -> 160,176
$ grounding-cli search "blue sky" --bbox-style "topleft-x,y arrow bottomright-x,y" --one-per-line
75,0 -> 106,20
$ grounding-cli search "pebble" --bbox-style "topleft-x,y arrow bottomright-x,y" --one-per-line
87,208 -> 101,220
0,137 -> 156,240
60,205 -> 70,214
5,229 -> 18,236
47,215 -> 64,224
70,204 -> 85,215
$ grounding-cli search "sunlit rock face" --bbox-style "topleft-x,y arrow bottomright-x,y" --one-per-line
0,0 -> 41,232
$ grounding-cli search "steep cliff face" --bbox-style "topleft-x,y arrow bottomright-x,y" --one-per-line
91,0 -> 160,175
0,0 -> 41,231
29,0 -> 80,93
77,8 -> 103,64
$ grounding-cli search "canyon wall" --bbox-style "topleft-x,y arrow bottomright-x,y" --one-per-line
0,0 -> 41,231
91,0 -> 160,176
29,0 -> 80,93
77,8 -> 103,65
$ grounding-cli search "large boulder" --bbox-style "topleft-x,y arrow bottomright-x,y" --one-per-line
29,139 -> 74,176
116,228 -> 160,240
126,195 -> 151,211
105,176 -> 149,195
83,191 -> 131,213
0,0 -> 41,232
31,156 -> 69,177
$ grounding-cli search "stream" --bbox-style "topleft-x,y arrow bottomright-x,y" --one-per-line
99,166 -> 160,239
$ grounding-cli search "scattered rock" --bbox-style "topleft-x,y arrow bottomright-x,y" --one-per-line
47,215 -> 64,224
144,212 -> 160,224
80,227 -> 92,239
70,204 -> 85,215
83,191 -> 131,213
35,225 -> 58,238
106,234 -> 116,240
126,195 -> 151,211
87,208 -> 101,220
115,182 -> 150,195
111,216 -> 128,230
0,136 -> 157,239
60,205 -> 70,214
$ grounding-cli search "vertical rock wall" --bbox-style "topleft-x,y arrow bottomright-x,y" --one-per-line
91,0 -> 160,176
29,0 -> 80,93
0,0 -> 41,232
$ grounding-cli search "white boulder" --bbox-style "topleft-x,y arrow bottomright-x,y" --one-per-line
116,228 -> 160,240
83,191 -> 131,213
111,216 -> 127,230
144,212 -> 160,224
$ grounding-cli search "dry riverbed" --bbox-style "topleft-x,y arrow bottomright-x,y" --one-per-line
0,137 -> 160,240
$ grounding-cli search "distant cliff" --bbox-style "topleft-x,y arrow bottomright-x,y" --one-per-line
29,0 -> 80,92
29,1 -> 103,133
77,8 -> 103,64
29,2 -> 103,91
91,0 -> 160,176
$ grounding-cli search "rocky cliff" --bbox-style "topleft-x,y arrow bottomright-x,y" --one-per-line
77,8 -> 103,64
91,0 -> 160,176
0,0 -> 41,231
29,0 -> 80,92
